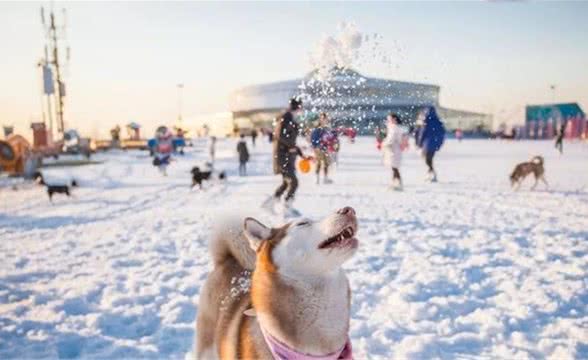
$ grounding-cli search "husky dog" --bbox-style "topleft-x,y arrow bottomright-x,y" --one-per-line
510,155 -> 548,190
195,207 -> 359,359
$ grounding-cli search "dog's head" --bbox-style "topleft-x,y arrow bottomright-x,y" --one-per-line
243,207 -> 359,276
191,166 -> 200,175
509,169 -> 518,184
33,172 -> 44,185
531,156 -> 544,166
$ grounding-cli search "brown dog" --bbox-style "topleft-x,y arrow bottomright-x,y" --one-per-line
195,208 -> 358,359
510,156 -> 548,190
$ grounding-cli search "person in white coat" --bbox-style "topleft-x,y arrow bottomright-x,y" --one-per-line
383,113 -> 406,190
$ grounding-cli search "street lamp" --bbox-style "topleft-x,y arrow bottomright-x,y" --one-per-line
177,83 -> 184,124
549,84 -> 556,104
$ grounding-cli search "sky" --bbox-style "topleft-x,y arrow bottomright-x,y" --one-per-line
1,1 -> 587,138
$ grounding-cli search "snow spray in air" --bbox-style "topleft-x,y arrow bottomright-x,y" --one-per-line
298,22 -> 401,133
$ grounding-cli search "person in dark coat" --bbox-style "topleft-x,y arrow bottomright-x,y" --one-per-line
251,128 -> 258,147
416,106 -> 446,182
262,97 -> 306,215
554,121 -> 566,154
237,134 -> 249,176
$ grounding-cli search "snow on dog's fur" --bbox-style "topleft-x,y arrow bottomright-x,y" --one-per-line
196,207 -> 359,359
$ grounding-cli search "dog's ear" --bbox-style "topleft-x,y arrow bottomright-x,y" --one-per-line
243,217 -> 272,251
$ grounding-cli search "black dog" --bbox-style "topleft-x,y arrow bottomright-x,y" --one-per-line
191,166 -> 212,189
190,166 -> 226,189
34,172 -> 78,201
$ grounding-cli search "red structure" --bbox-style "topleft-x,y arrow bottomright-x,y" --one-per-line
31,122 -> 49,148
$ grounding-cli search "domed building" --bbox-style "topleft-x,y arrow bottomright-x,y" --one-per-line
229,68 -> 492,134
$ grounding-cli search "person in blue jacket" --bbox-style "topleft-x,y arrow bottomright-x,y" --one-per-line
416,106 -> 446,182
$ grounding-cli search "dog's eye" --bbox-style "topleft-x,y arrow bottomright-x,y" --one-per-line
297,221 -> 311,227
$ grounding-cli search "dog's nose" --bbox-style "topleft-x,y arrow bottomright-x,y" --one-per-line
338,207 -> 355,216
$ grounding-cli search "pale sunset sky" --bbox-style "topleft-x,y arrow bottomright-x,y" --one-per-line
1,1 -> 587,138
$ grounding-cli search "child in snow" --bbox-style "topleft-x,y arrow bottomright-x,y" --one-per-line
383,113 -> 407,190
237,134 -> 249,176
152,126 -> 174,176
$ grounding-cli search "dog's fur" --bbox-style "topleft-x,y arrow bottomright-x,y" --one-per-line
195,207 -> 359,359
510,156 -> 548,190
191,166 -> 226,189
34,172 -> 78,201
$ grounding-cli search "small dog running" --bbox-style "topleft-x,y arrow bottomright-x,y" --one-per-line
510,156 -> 548,190
34,172 -> 78,201
190,166 -> 226,190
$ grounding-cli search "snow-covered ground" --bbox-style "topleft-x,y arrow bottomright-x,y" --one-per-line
1,137 -> 587,359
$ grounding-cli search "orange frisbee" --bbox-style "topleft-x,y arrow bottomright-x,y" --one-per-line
298,158 -> 312,173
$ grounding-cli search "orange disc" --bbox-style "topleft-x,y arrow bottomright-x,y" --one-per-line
298,158 -> 311,173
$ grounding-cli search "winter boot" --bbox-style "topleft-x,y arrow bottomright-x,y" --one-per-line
392,179 -> 403,191
283,199 -> 302,218
261,196 -> 278,213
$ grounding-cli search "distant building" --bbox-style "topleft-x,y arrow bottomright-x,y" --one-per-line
183,112 -> 234,137
525,103 -> 586,139
229,68 -> 492,134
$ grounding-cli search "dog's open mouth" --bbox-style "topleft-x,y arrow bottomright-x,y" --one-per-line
318,226 -> 357,250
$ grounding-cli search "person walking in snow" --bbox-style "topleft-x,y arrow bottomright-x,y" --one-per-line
383,113 -> 407,190
262,97 -> 307,216
237,134 -> 249,176
209,136 -> 217,165
555,121 -> 566,154
310,112 -> 334,184
375,125 -> 386,151
152,126 -> 174,176
328,127 -> 340,168
251,128 -> 258,147
455,128 -> 463,142
416,106 -> 446,182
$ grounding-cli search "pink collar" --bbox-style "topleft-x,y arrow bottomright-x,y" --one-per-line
261,328 -> 353,360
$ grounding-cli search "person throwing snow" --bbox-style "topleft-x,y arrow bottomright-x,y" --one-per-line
262,97 -> 308,216
383,113 -> 407,190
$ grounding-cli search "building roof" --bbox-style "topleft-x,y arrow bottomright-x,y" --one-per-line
229,68 -> 440,113
526,103 -> 585,122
